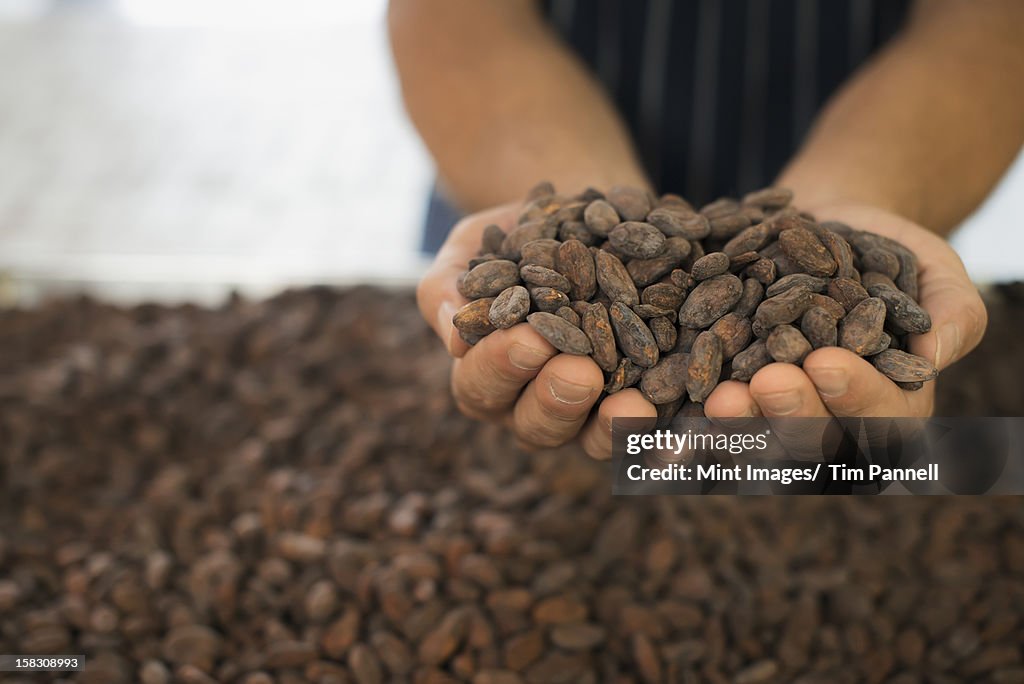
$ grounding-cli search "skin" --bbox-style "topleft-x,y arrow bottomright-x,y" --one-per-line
394,0 -> 1022,458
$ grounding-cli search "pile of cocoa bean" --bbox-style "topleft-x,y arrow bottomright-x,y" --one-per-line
454,183 -> 938,419
1,289 -> 1022,684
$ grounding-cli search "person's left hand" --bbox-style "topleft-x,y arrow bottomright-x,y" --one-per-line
703,202 -> 987,420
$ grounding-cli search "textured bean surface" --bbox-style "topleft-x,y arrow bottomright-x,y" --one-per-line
0,285 -> 1022,684
527,312 -> 592,355
457,183 -> 942,411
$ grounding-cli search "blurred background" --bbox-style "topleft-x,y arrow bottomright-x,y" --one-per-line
0,0 -> 1020,306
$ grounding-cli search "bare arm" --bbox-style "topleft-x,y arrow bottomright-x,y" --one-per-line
388,0 -> 649,212
779,0 -> 1024,234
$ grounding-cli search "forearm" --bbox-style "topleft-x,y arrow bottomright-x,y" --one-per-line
779,0 -> 1024,234
388,0 -> 648,212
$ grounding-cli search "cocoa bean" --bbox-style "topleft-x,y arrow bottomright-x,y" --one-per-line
742,186 -> 793,209
765,274 -> 828,298
641,283 -> 685,311
604,358 -> 643,393
555,306 -> 581,327
489,287 -> 531,329
583,200 -> 620,237
608,221 -> 666,259
482,225 -> 506,255
520,265 -> 571,292
767,325 -> 813,364
580,303 -> 619,373
801,307 -> 839,349
640,353 -> 690,404
864,280 -> 932,335
678,275 -> 743,329
861,248 -> 901,281
529,287 -> 570,313
723,224 -> 770,258
519,239 -> 561,269
732,279 -> 765,319
526,313 -> 592,355
690,252 -> 731,281
686,332 -> 723,403
710,313 -> 753,361
648,316 -> 678,353
839,298 -> 887,355
647,207 -> 711,240
871,349 -> 938,384
594,251 -> 639,305
744,258 -> 777,286
556,240 -> 598,300
828,277 -> 870,313
731,339 -> 772,381
606,185 -> 651,222
753,287 -> 813,329
609,302 -> 660,368
459,260 -> 521,299
501,219 -> 558,261
779,227 -> 837,276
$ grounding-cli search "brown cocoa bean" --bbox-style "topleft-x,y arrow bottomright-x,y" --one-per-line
558,220 -> 596,246
766,325 -> 812,363
583,200 -> 620,237
801,307 -> 839,349
481,224 -> 506,255
723,224 -> 770,258
609,302 -> 660,368
828,277 -> 870,313
580,303 -> 619,373
606,185 -> 651,221
864,280 -> 932,334
489,286 -> 531,329
519,239 -> 561,269
731,339 -> 772,381
810,224 -> 858,280
501,219 -> 558,261
753,287 -> 813,329
708,213 -> 751,240
627,254 -> 683,287
640,353 -> 690,404
686,331 -> 723,403
839,298 -> 887,355
861,248 -> 901,281
529,287 -> 570,313
807,293 -> 848,321
526,313 -> 592,355
690,252 -> 731,281
871,349 -> 938,383
649,316 -> 678,353
641,283 -> 685,311
519,265 -> 571,292
678,274 -> 743,329
556,239 -> 598,300
743,258 -> 777,286
710,313 -> 753,361
765,273 -> 828,298
604,358 -> 643,393
732,279 -> 765,319
454,298 -> 497,335
608,221 -> 666,259
459,260 -> 521,298
742,186 -> 793,209
555,306 -> 581,327
594,250 -> 640,305
779,227 -> 837,276
700,197 -> 740,219
647,207 -> 711,240
632,304 -> 676,321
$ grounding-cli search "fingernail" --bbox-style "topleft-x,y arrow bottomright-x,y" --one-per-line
549,375 -> 595,405
437,302 -> 457,352
808,367 -> 849,398
508,343 -> 549,371
757,390 -> 802,415
935,322 -> 960,369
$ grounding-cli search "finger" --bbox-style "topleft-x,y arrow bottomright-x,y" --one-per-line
703,381 -> 761,418
416,204 -> 518,357
451,324 -> 556,420
802,347 -> 934,417
511,354 -> 605,450
579,389 -> 658,461
911,263 -> 987,370
748,363 -> 833,418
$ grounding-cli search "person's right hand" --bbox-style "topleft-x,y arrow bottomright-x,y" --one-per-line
417,204 -> 657,457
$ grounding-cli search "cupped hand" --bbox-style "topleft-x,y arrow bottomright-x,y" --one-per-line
417,204 -> 657,457
705,202 -> 987,421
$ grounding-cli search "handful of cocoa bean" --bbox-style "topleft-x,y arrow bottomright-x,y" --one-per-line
453,182 -> 938,421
